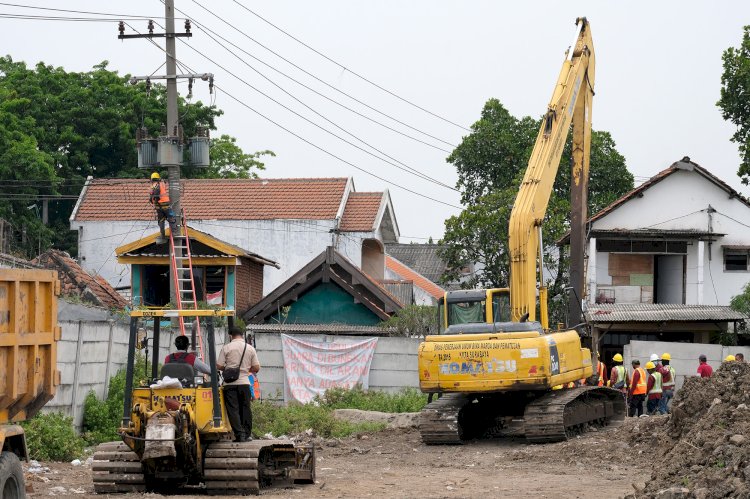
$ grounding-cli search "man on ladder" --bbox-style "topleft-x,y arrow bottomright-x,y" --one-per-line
149,172 -> 177,244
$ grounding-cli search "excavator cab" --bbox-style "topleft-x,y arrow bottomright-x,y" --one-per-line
438,288 -> 511,333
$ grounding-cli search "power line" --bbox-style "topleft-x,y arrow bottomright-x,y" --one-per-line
183,0 -> 456,151
185,0 -> 460,147
0,2 -> 184,19
127,22 -> 461,209
231,0 -> 470,132
173,15 -> 457,192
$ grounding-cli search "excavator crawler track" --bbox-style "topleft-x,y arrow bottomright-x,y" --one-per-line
204,439 -> 315,496
92,442 -> 145,493
419,393 -> 473,445
524,386 -> 626,443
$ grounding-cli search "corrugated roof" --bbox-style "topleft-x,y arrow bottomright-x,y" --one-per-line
381,280 -> 415,306
385,255 -> 445,300
586,304 -> 748,323
245,323 -> 388,336
386,244 -> 448,285
339,192 -> 383,232
73,177 -> 350,222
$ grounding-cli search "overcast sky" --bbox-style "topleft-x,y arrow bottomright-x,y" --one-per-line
1,1 -> 748,242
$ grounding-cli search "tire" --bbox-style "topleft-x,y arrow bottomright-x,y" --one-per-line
0,451 -> 25,499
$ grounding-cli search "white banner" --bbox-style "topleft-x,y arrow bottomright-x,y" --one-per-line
281,334 -> 378,404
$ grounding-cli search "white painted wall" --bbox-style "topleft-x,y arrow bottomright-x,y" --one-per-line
254,333 -> 421,402
73,219 -> 386,297
590,168 -> 750,306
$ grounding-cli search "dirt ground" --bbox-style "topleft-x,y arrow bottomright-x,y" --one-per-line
25,423 -> 651,499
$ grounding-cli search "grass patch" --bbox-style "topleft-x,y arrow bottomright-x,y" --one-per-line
316,386 -> 428,413
253,401 -> 386,438
21,412 -> 85,461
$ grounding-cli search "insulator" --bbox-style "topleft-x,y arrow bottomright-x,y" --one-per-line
148,20 -> 154,35
185,20 -> 191,34
118,21 -> 125,36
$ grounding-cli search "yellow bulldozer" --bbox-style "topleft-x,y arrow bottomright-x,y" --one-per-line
418,18 -> 625,444
92,309 -> 315,495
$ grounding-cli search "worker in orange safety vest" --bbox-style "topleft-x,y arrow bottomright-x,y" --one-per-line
149,172 -> 177,243
595,359 -> 607,387
628,359 -> 647,417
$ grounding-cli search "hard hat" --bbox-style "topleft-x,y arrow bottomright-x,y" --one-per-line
645,361 -> 656,370
649,354 -> 660,362
613,353 -> 623,362
725,355 -> 736,362
662,353 -> 671,361
151,172 -> 160,180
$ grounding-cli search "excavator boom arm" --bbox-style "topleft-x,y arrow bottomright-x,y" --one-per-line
508,17 -> 595,325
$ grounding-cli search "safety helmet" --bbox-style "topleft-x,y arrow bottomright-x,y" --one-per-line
645,361 -> 656,370
613,353 -> 623,362
662,353 -> 671,361
725,355 -> 736,362
151,172 -> 160,180
649,354 -> 660,362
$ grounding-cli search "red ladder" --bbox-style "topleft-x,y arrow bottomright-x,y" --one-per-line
168,209 -> 205,360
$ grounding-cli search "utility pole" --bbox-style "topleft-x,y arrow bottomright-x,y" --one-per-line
118,2 -> 212,307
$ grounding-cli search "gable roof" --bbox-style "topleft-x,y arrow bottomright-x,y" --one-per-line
592,157 -> 750,225
558,157 -> 750,245
243,246 -> 403,323
586,303 -> 747,323
385,255 -> 445,300
115,226 -> 279,268
339,192 -> 384,231
386,244 -> 448,285
72,177 -> 351,222
32,249 -> 128,309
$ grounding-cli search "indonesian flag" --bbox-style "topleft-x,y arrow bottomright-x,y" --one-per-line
206,290 -> 223,305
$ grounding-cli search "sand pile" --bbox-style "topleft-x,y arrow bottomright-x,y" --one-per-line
622,361 -> 750,499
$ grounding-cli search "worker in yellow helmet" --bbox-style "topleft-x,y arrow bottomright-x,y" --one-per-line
608,353 -> 629,394
658,353 -> 676,414
725,354 -> 736,362
149,172 -> 176,244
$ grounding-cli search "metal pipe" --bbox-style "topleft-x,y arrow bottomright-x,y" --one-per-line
123,317 -> 138,426
206,317 -> 222,428
151,318 -> 160,380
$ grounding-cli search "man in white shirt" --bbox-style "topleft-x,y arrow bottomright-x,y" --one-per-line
217,326 -> 260,442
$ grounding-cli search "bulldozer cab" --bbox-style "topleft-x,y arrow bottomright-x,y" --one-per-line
438,288 -> 511,333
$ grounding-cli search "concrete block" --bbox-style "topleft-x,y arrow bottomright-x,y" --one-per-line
373,337 -> 422,355
370,354 -> 418,372
369,369 -> 419,388
80,341 -> 112,359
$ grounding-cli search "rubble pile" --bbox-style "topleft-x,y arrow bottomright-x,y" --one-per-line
626,361 -> 750,499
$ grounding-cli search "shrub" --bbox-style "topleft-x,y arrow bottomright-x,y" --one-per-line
317,385 -> 428,413
21,412 -> 84,461
378,305 -> 438,336
252,401 -> 385,439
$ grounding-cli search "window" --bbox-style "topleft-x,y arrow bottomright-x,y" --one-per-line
725,251 -> 749,271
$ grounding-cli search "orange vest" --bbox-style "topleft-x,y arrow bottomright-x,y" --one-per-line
631,367 -> 647,395
153,180 -> 170,204
597,361 -> 606,387
252,375 -> 261,401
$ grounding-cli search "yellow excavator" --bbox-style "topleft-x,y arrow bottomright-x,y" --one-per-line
419,18 -> 625,444
92,310 -> 315,495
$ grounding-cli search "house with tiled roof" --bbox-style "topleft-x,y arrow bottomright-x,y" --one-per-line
70,177 -> 399,298
384,255 -> 445,305
557,157 -> 750,363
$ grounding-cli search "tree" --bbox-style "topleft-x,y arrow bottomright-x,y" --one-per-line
718,26 -> 750,184
378,305 -> 438,336
440,99 -> 633,324
0,57 -> 271,257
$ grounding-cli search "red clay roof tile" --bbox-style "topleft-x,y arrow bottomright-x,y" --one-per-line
73,178 -> 350,221
339,192 -> 383,232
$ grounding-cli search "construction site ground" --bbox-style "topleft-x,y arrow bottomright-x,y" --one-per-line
26,422 -> 650,499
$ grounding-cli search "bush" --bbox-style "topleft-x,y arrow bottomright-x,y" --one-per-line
21,412 -> 84,461
252,401 -> 385,439
317,386 -> 428,413
378,305 -> 438,336
82,355 -> 148,445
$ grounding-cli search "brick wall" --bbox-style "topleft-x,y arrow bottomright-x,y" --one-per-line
235,259 -> 264,315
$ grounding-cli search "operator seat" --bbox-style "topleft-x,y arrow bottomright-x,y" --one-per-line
160,363 -> 196,387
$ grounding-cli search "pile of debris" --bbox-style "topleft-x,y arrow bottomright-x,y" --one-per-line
623,361 -> 750,498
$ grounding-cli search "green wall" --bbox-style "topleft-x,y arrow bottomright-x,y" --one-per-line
267,282 -> 380,325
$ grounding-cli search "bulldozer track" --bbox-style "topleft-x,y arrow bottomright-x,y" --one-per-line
92,442 -> 145,493
419,393 -> 472,445
204,439 -> 298,496
524,386 -> 626,443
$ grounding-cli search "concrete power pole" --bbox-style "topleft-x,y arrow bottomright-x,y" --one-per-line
118,1 -> 213,306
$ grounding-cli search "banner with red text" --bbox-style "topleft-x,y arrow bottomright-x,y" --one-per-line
281,334 -> 378,404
